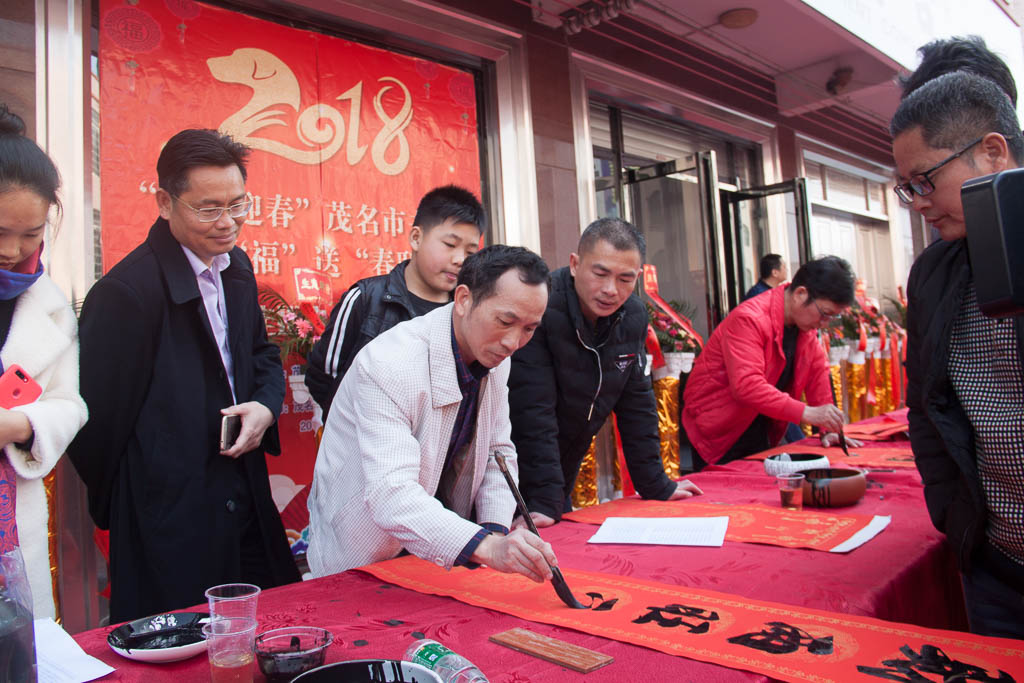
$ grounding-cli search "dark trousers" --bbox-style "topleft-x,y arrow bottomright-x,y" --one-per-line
692,416 -> 772,471
961,562 -> 1024,640
238,512 -> 282,590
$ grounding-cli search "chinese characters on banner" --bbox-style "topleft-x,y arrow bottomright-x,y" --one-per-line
364,556 -> 1024,683
99,0 -> 481,524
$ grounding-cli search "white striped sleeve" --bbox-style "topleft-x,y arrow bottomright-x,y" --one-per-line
324,287 -> 362,377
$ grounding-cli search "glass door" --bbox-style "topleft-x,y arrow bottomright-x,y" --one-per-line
720,179 -> 811,309
621,153 -> 726,337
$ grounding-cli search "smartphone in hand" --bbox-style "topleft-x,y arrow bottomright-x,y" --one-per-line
0,365 -> 42,409
220,413 -> 242,451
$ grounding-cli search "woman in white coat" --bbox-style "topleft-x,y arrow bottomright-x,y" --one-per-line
0,105 -> 88,620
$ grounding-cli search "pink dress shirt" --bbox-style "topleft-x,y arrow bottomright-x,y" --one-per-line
181,246 -> 236,402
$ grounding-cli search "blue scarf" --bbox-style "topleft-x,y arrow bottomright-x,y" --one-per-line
0,247 -> 43,301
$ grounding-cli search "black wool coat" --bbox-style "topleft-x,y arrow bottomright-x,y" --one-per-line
69,218 -> 299,623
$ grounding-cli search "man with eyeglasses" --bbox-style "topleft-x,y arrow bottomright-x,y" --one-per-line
70,128 -> 299,622
892,70 -> 1024,640
682,256 -> 856,470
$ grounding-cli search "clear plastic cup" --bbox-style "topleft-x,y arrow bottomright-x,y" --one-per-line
203,616 -> 257,683
776,472 -> 805,511
206,583 -> 261,622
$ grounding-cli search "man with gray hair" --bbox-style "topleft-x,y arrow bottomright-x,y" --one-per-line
892,70 -> 1024,639
508,218 -> 702,528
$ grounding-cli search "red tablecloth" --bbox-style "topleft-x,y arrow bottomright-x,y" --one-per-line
72,459 -> 965,682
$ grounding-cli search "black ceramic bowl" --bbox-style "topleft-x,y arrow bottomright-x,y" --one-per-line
256,626 -> 333,681
292,659 -> 442,682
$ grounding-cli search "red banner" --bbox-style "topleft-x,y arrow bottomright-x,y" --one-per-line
99,0 -> 482,541
363,556 -> 1024,683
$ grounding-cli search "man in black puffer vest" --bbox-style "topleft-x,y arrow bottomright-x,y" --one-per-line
508,218 -> 702,526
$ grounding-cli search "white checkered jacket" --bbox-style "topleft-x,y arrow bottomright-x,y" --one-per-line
307,303 -> 519,577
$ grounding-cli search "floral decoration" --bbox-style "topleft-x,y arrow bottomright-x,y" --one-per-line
825,280 -> 903,350
258,285 -> 327,365
647,301 -> 699,353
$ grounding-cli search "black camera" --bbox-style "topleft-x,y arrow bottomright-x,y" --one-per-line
961,167 -> 1024,317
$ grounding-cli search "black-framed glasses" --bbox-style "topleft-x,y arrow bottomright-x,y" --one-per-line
173,195 -> 253,223
893,136 -> 984,204
811,299 -> 839,322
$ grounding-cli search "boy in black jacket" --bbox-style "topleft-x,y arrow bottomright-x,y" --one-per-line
305,185 -> 484,418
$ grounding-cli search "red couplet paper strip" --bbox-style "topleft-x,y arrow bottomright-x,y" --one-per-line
886,407 -> 910,422
842,425 -> 909,441
361,556 -> 1024,683
562,499 -> 877,552
843,419 -> 910,441
747,444 -> 916,468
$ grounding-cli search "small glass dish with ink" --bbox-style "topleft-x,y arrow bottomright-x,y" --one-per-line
255,626 -> 333,681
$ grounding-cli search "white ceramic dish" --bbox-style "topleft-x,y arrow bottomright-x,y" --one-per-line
107,611 -> 209,663
763,452 -> 830,476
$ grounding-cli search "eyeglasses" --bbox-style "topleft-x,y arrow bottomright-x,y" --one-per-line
892,136 -> 984,204
811,299 -> 839,322
173,195 -> 253,223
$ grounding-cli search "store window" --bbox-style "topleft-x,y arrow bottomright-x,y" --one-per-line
804,153 -> 902,305
590,101 -> 763,336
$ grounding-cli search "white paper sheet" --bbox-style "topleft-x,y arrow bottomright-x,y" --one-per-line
34,618 -> 115,683
829,515 -> 892,553
587,516 -> 729,547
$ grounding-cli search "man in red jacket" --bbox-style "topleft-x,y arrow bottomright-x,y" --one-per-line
682,256 -> 855,469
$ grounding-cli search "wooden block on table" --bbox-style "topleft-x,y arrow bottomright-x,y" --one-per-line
489,627 -> 614,673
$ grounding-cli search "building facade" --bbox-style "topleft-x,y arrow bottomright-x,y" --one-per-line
3,0 -> 1022,630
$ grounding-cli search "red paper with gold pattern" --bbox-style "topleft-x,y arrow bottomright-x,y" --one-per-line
99,0 -> 480,297
563,499 -> 878,552
748,444 -> 916,468
361,555 -> 1024,683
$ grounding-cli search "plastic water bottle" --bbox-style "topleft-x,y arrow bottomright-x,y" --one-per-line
404,638 -> 488,682
0,548 -> 36,682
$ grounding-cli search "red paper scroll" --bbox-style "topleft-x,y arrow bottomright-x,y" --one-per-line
843,421 -> 909,441
563,499 -> 879,552
100,0 -> 481,302
361,556 -> 1024,683
748,444 -> 916,468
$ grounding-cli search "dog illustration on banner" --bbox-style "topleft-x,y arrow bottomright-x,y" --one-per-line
207,47 -> 413,174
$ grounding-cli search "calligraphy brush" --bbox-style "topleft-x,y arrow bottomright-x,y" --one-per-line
492,453 -> 587,609
838,426 -> 851,457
